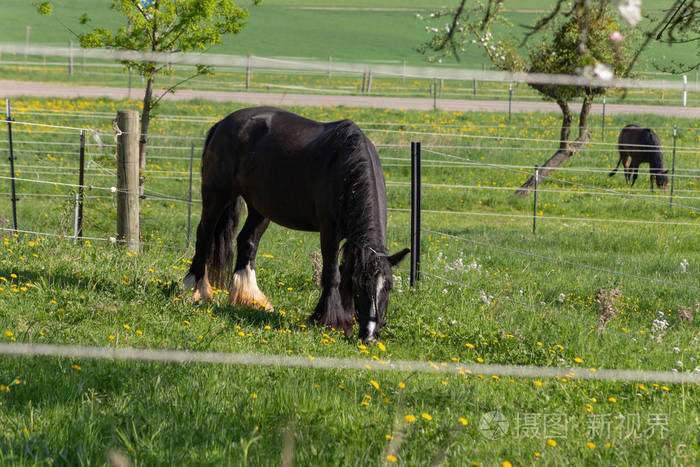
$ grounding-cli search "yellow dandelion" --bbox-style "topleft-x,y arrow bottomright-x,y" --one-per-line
369,380 -> 380,390
385,434 -> 393,440
458,417 -> 468,426
534,380 -> 542,387
404,414 -> 416,423
72,364 -> 81,371
377,341 -> 386,352
586,442 -> 596,449
421,413 -> 432,421
502,462 -> 512,467
573,357 -> 583,363
398,381 -> 405,389
387,455 -> 397,463
546,439 -> 557,447
608,397 -> 616,403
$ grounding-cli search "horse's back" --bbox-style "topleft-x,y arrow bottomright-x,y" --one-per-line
619,124 -> 660,149
203,107 -> 381,232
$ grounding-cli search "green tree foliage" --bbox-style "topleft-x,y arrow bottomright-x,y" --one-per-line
37,0 -> 260,184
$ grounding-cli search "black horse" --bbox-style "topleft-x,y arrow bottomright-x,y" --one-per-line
609,124 -> 669,192
184,107 -> 409,343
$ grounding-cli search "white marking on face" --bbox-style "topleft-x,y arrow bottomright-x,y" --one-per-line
366,275 -> 385,337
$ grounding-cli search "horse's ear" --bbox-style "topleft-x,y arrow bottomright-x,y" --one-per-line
388,248 -> 410,267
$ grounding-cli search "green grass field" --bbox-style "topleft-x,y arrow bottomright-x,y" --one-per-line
0,0 -> 694,69
0,97 -> 698,465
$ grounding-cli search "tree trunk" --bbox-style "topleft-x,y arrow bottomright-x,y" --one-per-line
138,75 -> 154,197
515,93 -> 593,196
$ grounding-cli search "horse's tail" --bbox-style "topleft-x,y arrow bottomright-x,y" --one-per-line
609,157 -> 622,177
206,196 -> 245,291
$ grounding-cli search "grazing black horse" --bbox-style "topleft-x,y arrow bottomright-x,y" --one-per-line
609,124 -> 669,192
183,107 -> 409,343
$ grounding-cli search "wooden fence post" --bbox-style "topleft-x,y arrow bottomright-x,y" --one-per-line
116,110 -> 140,252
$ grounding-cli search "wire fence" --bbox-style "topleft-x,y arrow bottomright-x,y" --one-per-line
2,342 -> 698,384
2,63 -> 699,393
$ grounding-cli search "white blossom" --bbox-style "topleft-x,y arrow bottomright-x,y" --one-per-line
594,63 -> 614,80
652,318 -> 668,331
617,0 -> 642,26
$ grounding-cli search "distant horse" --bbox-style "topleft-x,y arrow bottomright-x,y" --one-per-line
609,124 -> 669,192
183,107 -> 409,343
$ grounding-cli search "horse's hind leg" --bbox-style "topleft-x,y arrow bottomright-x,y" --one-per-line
185,192 -> 233,301
229,206 -> 273,311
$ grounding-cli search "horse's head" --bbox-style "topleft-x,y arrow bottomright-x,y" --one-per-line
657,169 -> 670,192
343,244 -> 410,344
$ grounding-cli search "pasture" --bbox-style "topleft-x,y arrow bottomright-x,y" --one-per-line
1,0 -> 697,87
0,96 -> 698,465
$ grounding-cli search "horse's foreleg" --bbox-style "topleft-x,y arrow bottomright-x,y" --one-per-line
309,229 -> 353,336
229,207 -> 272,311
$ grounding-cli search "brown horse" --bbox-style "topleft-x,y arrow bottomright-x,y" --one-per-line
183,107 -> 409,343
609,124 -> 669,192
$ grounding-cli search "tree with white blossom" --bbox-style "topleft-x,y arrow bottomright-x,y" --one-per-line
420,1 -> 657,195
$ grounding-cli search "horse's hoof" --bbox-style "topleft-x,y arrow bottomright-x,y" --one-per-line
191,278 -> 213,301
183,273 -> 196,289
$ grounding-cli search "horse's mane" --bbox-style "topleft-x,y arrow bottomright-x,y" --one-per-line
324,120 -> 386,251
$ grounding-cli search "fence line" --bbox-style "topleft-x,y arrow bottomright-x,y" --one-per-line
388,208 -> 700,227
9,107 -> 700,133
1,342 -> 697,384
366,128 -> 700,153
424,148 -> 700,211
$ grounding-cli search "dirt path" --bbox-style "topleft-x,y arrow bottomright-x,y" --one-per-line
2,80 -> 697,118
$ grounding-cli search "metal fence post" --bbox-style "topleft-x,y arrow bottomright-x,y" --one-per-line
5,99 -> 18,236
410,142 -> 421,287
508,83 -> 513,122
601,95 -> 606,141
77,130 -> 86,239
186,142 -> 195,249
533,165 -> 539,235
669,125 -> 677,208
681,75 -> 687,107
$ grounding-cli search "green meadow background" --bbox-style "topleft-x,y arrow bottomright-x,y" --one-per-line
0,0 -> 695,70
